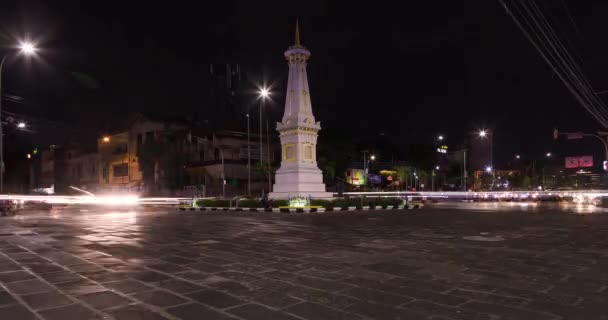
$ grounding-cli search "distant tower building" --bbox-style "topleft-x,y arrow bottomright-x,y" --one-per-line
468,129 -> 493,171
207,63 -> 244,130
269,22 -> 332,199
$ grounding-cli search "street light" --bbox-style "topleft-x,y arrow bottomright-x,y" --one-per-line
515,154 -> 520,159
19,42 -> 37,55
546,152 -> 552,157
478,130 -> 487,138
485,165 -> 493,173
17,122 -> 26,129
102,136 -> 110,143
437,135 -> 444,141
435,166 -> 440,170
258,86 -> 271,194
1,41 -> 38,193
370,155 -> 376,161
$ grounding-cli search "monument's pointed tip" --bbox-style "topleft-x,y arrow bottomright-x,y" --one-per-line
295,19 -> 301,45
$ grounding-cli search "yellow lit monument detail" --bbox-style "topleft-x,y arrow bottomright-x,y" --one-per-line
269,21 -> 332,199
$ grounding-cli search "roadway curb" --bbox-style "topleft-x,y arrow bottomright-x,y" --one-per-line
176,203 -> 422,213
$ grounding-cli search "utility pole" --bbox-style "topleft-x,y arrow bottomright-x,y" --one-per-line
266,120 -> 271,193
247,114 -> 251,196
463,149 -> 467,191
259,99 -> 264,194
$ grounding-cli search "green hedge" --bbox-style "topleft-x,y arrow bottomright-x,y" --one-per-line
195,197 -> 402,209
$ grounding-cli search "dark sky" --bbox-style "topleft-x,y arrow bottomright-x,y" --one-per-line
2,0 -> 608,166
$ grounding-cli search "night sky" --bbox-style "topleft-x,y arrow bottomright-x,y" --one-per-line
2,0 -> 608,166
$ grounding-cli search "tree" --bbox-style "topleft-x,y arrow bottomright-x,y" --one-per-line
137,133 -> 187,194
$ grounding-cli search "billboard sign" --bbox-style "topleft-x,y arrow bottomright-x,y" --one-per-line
565,156 -> 593,169
368,174 -> 382,185
346,169 -> 366,186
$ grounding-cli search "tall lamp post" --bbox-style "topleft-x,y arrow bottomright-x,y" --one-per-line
246,113 -> 251,196
258,87 -> 270,195
1,42 -> 37,193
478,129 -> 493,168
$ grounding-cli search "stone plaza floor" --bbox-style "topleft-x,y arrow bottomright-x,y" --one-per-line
1,203 -> 608,319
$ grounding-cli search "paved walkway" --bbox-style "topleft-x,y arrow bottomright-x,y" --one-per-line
0,206 -> 607,319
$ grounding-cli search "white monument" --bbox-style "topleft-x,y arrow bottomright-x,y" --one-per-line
269,22 -> 332,199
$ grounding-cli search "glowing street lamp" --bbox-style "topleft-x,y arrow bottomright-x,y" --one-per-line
515,154 -> 520,159
435,166 -> 440,170
478,130 -> 487,138
17,122 -> 26,129
258,86 -> 271,194
546,152 -> 552,157
370,155 -> 376,161
437,135 -> 444,141
102,136 -> 110,143
19,42 -> 37,55
485,165 -> 493,173
1,40 -> 38,193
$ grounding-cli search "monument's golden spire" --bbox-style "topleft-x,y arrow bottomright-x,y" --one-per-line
295,19 -> 301,45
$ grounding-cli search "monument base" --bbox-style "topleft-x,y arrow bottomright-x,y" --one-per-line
269,165 -> 333,199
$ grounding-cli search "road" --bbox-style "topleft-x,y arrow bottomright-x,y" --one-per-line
0,203 -> 607,319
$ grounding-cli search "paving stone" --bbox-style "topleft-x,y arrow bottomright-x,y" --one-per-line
56,279 -> 108,296
38,271 -> 83,284
4,278 -> 54,295
22,290 -> 73,310
346,301 -> 429,319
155,278 -> 205,294
341,287 -> 414,305
38,303 -> 102,320
406,300 -> 494,320
132,290 -> 187,307
148,262 -> 188,273
80,290 -> 132,310
130,270 -> 171,283
287,302 -> 361,320
240,288 -> 302,308
0,262 -> 22,272
187,262 -> 225,273
167,302 -> 236,320
81,271 -> 130,283
0,291 -> 17,307
462,301 -> 557,320
187,289 -> 245,309
395,287 -> 469,306
228,303 -> 300,320
0,304 -> 38,320
108,304 -> 170,320
0,270 -> 35,283
105,279 -> 155,294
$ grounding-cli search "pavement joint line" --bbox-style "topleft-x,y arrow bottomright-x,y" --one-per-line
8,243 -> 195,320
75,245 -> 254,319
0,249 -> 102,320
0,281 -> 45,320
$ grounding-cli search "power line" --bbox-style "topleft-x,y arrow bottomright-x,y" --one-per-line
499,0 -> 608,128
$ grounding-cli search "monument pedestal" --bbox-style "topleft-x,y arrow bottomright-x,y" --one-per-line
269,165 -> 333,199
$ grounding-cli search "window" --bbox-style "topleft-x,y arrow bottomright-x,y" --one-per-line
145,131 -> 154,143
137,134 -> 143,150
113,163 -> 128,177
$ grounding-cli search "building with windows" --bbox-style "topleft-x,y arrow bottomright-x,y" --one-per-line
34,114 -> 278,196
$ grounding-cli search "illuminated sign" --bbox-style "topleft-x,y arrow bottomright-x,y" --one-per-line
288,197 -> 310,208
346,169 -> 366,185
437,145 -> 448,154
565,156 -> 593,169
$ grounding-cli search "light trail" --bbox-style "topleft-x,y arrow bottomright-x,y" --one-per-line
0,190 -> 605,206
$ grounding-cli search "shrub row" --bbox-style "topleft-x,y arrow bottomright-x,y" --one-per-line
196,197 -> 402,209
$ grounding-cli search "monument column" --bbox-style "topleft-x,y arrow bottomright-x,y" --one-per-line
269,22 -> 332,199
